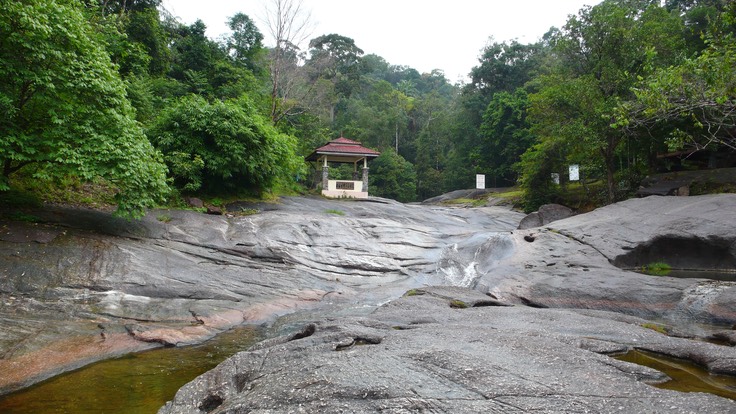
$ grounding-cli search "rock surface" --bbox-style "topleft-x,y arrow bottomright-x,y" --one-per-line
0,196 -> 523,394
469,195 -> 736,329
159,286 -> 736,414
3,193 -> 736,408
517,203 -> 574,229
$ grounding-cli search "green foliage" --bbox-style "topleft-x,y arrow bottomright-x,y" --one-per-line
641,322 -> 669,334
5,0 -> 728,212
324,209 -> 345,216
308,33 -> 365,98
474,88 -> 535,186
369,149 -> 417,202
640,262 -> 672,276
224,13 -> 265,74
518,139 -> 562,213
0,0 -> 169,218
623,31 -> 736,152
9,170 -> 118,208
468,40 -> 544,98
449,299 -> 468,309
519,0 -> 692,206
148,95 -> 303,194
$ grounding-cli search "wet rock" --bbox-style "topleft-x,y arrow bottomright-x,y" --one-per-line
0,197 -> 523,394
5,192 -> 736,402
473,195 -> 736,327
159,286 -> 736,414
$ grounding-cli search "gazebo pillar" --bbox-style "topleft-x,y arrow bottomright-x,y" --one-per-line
362,157 -> 369,192
322,157 -> 329,190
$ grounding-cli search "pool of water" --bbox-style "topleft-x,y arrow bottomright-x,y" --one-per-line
0,325 -> 263,414
630,268 -> 736,281
616,349 -> 736,400
664,269 -> 736,281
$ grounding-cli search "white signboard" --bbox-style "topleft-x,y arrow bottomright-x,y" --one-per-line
551,173 -> 560,185
569,164 -> 580,181
476,174 -> 485,189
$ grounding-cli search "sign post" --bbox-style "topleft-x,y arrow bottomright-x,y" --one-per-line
569,164 -> 580,182
476,174 -> 485,189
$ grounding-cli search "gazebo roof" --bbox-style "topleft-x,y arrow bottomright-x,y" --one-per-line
306,137 -> 380,161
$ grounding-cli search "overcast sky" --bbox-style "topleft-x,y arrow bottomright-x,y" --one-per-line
161,0 -> 602,83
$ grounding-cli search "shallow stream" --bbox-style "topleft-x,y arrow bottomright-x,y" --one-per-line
0,325 -> 263,414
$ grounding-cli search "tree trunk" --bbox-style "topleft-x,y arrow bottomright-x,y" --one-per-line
395,123 -> 399,152
602,135 -> 622,204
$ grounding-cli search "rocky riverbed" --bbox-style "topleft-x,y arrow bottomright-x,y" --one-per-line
2,194 -> 736,412
0,196 -> 522,394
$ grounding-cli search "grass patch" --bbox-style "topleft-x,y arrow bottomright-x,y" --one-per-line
640,262 -> 672,276
441,198 -> 488,207
156,214 -> 172,223
449,299 -> 468,309
493,189 -> 524,199
7,211 -> 42,223
488,188 -> 524,208
7,172 -> 117,210
404,289 -> 425,297
237,208 -> 259,216
641,322 -> 668,334
325,209 -> 345,216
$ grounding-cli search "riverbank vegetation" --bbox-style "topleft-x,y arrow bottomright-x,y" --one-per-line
2,0 -> 734,216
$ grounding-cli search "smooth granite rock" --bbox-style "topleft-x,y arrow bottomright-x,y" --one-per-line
0,197 -> 523,394
517,203 -> 574,229
4,193 -> 736,407
159,286 -> 736,414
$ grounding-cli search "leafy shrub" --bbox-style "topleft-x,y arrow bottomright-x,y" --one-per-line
148,95 -> 304,194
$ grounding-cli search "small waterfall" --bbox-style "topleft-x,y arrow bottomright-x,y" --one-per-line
436,233 -> 515,288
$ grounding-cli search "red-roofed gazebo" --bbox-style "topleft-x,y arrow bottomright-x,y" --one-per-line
306,137 -> 380,198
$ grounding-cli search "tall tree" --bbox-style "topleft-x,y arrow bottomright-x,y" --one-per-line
527,0 -> 685,203
414,90 -> 457,199
263,0 -> 313,124
369,149 -> 417,202
468,40 -> 544,98
224,12 -> 265,74
306,33 -> 364,122
0,0 -> 168,217
474,88 -> 535,186
621,3 -> 736,153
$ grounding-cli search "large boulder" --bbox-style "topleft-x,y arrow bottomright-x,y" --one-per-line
517,203 -> 574,229
465,195 -> 736,328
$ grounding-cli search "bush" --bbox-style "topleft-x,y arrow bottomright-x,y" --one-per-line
148,95 -> 304,194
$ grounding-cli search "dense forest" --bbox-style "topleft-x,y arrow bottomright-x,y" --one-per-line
1,0 -> 735,216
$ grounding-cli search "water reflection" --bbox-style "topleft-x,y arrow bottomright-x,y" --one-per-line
617,349 -> 736,400
0,325 -> 262,414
